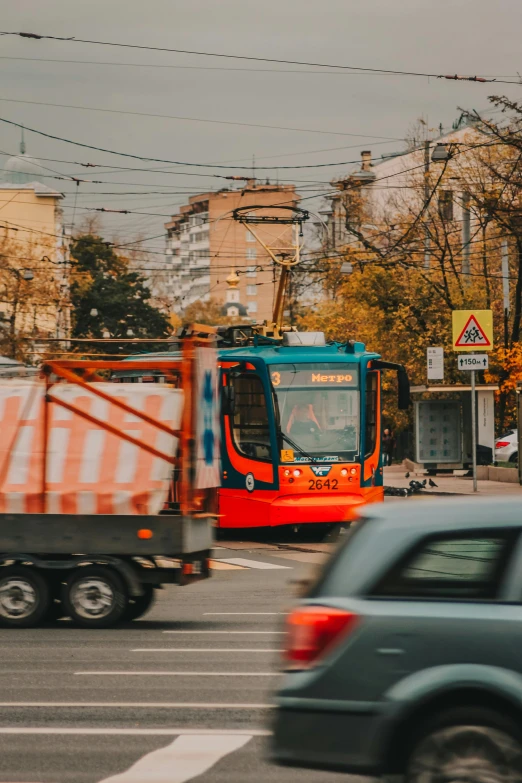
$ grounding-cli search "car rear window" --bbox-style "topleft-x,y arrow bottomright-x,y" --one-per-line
372,531 -> 516,600
308,518 -> 374,598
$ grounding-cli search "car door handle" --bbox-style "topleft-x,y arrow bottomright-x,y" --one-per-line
376,648 -> 404,656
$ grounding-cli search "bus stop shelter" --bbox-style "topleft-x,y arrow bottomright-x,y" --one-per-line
410,384 -> 498,472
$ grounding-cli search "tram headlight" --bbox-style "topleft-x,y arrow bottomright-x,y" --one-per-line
293,469 -> 302,477
284,469 -> 291,476
340,468 -> 348,476
350,467 -> 357,475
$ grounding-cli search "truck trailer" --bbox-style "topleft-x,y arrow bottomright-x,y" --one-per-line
0,332 -> 219,628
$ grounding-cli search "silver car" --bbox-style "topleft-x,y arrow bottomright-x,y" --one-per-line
495,429 -> 518,463
272,498 -> 522,781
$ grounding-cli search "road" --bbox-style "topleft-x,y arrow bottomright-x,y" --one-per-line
0,535 -> 359,783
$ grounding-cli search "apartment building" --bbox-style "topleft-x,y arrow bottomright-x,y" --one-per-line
164,181 -> 299,320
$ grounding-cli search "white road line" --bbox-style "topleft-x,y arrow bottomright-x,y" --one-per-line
203,612 -> 285,616
75,671 -> 276,677
0,702 -> 273,709
162,630 -> 284,634
216,557 -> 291,569
98,734 -> 252,783
131,648 -> 282,653
0,727 -> 270,736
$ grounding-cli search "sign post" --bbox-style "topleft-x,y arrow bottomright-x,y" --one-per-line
427,347 -> 444,381
452,310 -> 493,493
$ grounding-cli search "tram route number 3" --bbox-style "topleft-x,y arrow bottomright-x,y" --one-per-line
309,478 -> 338,490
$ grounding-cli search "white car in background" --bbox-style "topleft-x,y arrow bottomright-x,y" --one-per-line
495,430 -> 518,464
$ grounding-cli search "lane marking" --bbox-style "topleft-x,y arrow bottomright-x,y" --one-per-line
162,630 -> 284,634
208,560 -> 246,571
0,702 -> 273,709
75,671 -> 276,677
131,648 -> 282,653
216,557 -> 291,569
0,727 -> 270,736
203,612 -> 285,616
98,734 -> 252,783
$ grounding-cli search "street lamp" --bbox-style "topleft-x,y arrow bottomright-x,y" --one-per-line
431,143 -> 452,162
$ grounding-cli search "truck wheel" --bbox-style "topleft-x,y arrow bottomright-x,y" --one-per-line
62,566 -> 128,628
405,708 -> 522,783
124,585 -> 155,621
0,566 -> 50,627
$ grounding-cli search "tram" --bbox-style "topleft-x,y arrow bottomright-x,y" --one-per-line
217,327 -> 409,528
113,327 -> 409,529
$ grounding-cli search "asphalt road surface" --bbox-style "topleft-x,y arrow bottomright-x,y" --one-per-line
0,534 -> 364,783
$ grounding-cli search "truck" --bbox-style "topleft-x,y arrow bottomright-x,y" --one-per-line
0,332 -> 219,628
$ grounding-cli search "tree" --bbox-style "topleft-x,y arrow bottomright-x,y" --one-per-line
302,102 -> 522,432
0,231 -> 61,360
70,234 -> 170,351
182,298 -> 251,326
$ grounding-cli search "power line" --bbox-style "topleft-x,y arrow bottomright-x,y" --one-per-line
2,56 -> 519,80
0,97 -> 401,142
0,139 -> 399,177
1,30 -> 520,84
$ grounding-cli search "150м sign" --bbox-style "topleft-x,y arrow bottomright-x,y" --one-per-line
457,354 -> 489,370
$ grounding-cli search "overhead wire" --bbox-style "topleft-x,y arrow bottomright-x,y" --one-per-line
0,96 -> 402,141
2,56 -> 519,80
1,30 -> 520,84
0,116 -> 411,169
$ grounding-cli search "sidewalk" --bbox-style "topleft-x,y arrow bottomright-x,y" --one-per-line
384,465 -> 522,496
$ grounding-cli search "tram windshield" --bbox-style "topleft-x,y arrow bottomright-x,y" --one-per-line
269,363 -> 360,462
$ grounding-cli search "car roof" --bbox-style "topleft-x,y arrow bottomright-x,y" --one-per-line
359,497 -> 522,532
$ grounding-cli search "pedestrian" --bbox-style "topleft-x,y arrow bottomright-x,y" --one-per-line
382,428 -> 395,467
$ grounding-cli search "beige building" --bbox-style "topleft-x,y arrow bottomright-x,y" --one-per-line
0,139 -> 65,346
327,119 -> 484,253
164,181 -> 299,321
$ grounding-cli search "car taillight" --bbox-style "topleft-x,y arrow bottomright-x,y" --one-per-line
284,606 -> 359,669
496,441 -> 510,448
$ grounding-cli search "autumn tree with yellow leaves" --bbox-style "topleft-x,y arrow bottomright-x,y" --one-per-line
300,102 -> 522,433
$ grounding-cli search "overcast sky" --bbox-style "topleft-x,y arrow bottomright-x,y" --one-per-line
2,0 -> 522,255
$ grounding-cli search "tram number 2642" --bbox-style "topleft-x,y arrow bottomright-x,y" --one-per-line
308,478 -> 338,491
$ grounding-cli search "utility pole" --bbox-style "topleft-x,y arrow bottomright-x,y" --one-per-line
462,192 -> 471,280
424,140 -> 431,269
471,368 -> 477,492
502,239 -> 510,347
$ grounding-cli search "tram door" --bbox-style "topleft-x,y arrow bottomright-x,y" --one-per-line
219,369 -> 278,528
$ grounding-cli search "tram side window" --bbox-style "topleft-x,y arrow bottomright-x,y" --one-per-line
230,373 -> 272,461
365,371 -> 378,457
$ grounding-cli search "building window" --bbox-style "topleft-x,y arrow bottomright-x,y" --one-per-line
246,230 -> 256,242
247,301 -> 258,313
246,285 -> 257,296
246,265 -> 257,278
246,248 -> 257,260
438,190 -> 454,221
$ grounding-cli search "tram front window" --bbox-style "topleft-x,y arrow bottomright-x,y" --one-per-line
270,363 -> 360,461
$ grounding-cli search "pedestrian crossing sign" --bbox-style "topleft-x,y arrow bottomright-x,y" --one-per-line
452,310 -> 493,351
